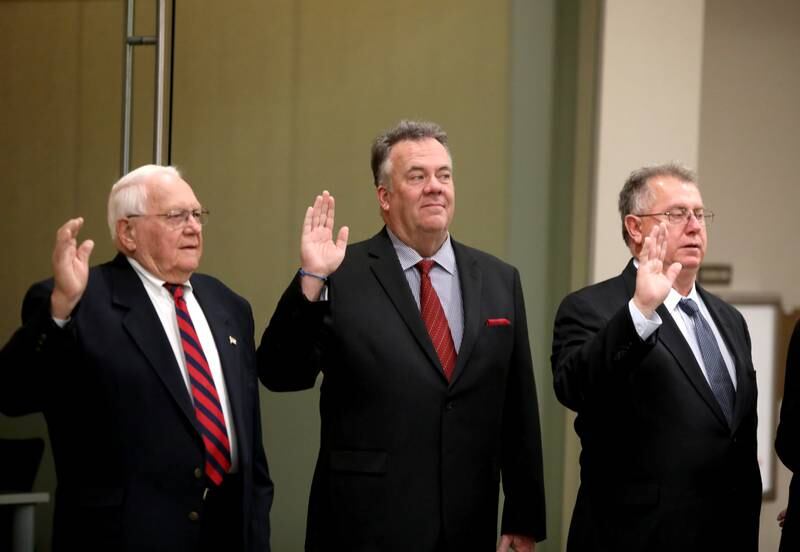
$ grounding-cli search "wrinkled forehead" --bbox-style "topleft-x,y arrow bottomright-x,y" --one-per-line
145,173 -> 200,210
648,176 -> 702,208
389,138 -> 452,170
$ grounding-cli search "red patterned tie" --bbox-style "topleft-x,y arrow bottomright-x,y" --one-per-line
165,283 -> 231,486
416,260 -> 457,381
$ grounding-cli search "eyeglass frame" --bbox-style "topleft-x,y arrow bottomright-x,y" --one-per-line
126,208 -> 210,228
632,207 -> 714,226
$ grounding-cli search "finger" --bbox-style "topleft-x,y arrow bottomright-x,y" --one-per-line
324,192 -> 336,230
302,206 -> 314,235
658,223 -> 668,260
311,195 -> 323,228
336,226 -> 349,250
496,535 -> 511,552
665,261 -> 682,284
639,235 -> 652,263
77,240 -> 95,264
56,217 -> 83,245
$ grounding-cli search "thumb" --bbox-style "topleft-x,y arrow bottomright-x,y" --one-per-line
336,226 -> 349,250
77,239 -> 95,264
496,535 -> 511,552
665,261 -> 682,283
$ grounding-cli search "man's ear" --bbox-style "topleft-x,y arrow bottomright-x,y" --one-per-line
624,214 -> 644,246
116,219 -> 137,253
377,185 -> 390,212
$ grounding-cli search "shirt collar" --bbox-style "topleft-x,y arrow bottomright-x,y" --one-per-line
386,227 -> 456,274
126,256 -> 193,293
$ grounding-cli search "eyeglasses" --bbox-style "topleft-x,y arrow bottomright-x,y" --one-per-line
127,208 -> 210,228
634,208 -> 714,226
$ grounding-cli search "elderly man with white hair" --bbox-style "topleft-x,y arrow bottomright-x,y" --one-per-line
1,165 -> 273,552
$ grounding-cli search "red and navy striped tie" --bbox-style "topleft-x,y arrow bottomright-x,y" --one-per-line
165,283 -> 231,486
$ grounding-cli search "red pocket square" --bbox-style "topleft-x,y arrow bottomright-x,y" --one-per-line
486,318 -> 511,327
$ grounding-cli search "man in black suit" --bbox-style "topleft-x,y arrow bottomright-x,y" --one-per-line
0,165 -> 272,551
777,320 -> 800,551
551,164 -> 761,551
258,120 -> 546,551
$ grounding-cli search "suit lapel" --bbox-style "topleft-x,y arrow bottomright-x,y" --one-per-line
111,255 -> 197,427
622,260 -> 730,428
191,279 -> 246,448
450,241 -> 480,387
656,305 -> 730,428
367,230 -> 446,381
698,287 -> 754,434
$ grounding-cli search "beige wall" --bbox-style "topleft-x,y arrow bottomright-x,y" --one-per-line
591,0 -> 706,283
699,1 -> 800,549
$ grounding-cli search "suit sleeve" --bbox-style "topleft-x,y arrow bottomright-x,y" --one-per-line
551,289 -> 658,412
499,268 -> 547,541
777,320 -> 800,473
0,280 -> 76,416
257,273 -> 331,391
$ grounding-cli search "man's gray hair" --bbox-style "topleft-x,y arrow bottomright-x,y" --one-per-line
370,120 -> 450,188
618,162 -> 697,245
107,164 -> 182,241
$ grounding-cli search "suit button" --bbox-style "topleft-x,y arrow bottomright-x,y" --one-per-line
446,401 -> 455,411
188,511 -> 200,521
194,467 -> 203,479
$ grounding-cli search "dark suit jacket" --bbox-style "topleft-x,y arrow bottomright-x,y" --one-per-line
258,229 -> 546,551
777,321 -> 800,552
551,260 -> 761,552
0,254 -> 272,552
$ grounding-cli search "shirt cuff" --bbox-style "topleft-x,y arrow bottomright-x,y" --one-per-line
628,299 -> 661,340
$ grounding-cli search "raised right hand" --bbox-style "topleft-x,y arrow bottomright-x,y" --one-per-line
299,191 -> 348,300
50,217 -> 94,319
632,222 -> 681,318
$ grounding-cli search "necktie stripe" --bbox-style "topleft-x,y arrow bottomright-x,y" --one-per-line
197,409 -> 231,449
178,321 -> 207,357
192,387 -> 227,425
202,435 -> 232,470
182,339 -> 211,373
164,283 -> 231,486
187,364 -> 222,402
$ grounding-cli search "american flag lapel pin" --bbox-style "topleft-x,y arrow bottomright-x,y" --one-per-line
229,336 -> 237,346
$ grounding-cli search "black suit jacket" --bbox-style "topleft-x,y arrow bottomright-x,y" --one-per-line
0,254 -> 272,552
258,229 -> 546,551
551,260 -> 761,552
777,321 -> 800,552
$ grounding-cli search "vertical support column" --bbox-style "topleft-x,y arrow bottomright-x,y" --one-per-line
121,0 -> 167,175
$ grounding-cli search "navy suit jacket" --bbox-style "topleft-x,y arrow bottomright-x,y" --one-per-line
258,229 -> 546,551
777,320 -> 800,552
0,254 -> 272,552
552,260 -> 761,552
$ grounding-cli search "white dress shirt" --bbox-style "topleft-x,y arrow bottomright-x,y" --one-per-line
127,257 -> 239,470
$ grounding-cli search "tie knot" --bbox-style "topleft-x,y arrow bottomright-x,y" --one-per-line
678,297 -> 700,316
416,259 -> 435,277
164,283 -> 184,301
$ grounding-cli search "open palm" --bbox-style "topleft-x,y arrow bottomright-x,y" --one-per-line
300,191 -> 349,276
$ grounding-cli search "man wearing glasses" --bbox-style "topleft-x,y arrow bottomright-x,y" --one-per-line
0,165 -> 273,551
551,164 -> 761,551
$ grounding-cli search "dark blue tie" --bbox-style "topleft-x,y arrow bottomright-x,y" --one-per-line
678,298 -> 736,424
